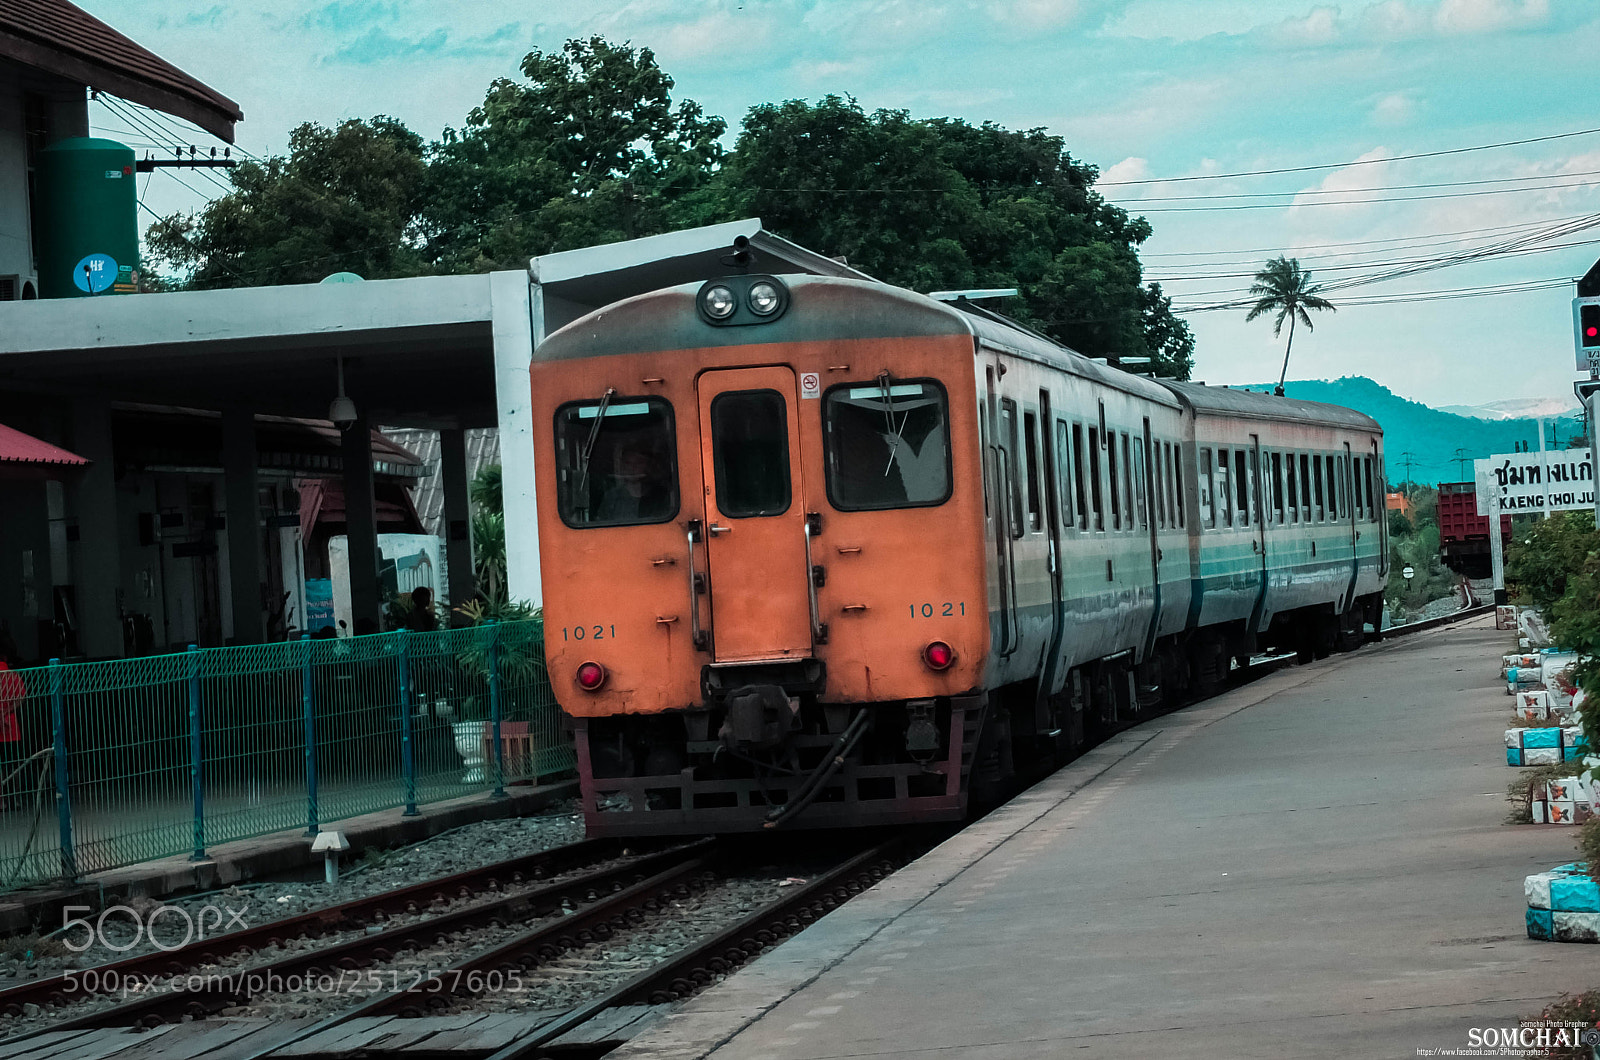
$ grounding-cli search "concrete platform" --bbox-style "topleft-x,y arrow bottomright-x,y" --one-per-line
0,780 -> 575,936
615,617 -> 1596,1059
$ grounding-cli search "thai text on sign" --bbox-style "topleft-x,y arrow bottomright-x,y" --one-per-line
1474,453 -> 1595,515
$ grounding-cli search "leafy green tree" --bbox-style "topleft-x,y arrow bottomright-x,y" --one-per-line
422,37 -> 724,273
145,117 -> 429,287
697,96 -> 1194,378
1508,510 -> 1600,613
1246,256 -> 1336,396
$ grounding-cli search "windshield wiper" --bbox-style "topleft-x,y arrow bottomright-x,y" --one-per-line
878,373 -> 910,477
574,387 -> 617,502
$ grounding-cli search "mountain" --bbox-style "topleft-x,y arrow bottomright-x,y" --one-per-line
1234,377 -> 1588,486
1437,396 -> 1581,421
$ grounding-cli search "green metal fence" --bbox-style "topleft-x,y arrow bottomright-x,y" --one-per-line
0,620 -> 570,892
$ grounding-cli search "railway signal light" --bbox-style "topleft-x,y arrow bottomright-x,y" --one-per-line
1576,297 -> 1600,370
923,641 -> 955,671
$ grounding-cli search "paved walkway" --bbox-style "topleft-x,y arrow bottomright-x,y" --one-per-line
617,617 -> 1596,1059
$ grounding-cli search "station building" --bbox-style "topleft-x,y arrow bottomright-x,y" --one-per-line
0,1 -> 863,665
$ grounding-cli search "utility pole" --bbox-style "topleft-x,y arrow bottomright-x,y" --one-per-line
1398,450 -> 1418,493
1537,416 -> 1551,520
1453,448 -> 1471,480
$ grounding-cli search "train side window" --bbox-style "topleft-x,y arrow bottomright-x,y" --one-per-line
1107,431 -> 1122,530
999,400 -> 1022,538
554,396 -> 679,528
1199,446 -> 1215,529
1122,434 -> 1137,531
1234,449 -> 1249,526
1286,453 -> 1298,524
1023,411 -> 1042,533
1312,455 -> 1325,521
1072,423 -> 1089,531
1351,456 -> 1362,519
1133,437 -> 1148,529
1172,444 -> 1185,528
1158,438 -> 1171,528
824,380 -> 953,512
1088,426 -> 1105,531
1055,420 -> 1075,530
1336,455 -> 1346,519
1271,452 -> 1284,523
1299,453 -> 1312,520
1216,448 -> 1233,528
1366,458 -> 1377,519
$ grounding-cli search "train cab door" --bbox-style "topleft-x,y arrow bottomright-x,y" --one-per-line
1342,441 -> 1360,607
695,367 -> 813,662
1139,417 -> 1163,660
1036,390 -> 1066,701
1373,440 -> 1390,579
1246,434 -> 1270,637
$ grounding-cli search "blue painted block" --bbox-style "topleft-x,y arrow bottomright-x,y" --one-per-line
1509,748 -> 1525,766
1551,875 -> 1600,912
1528,907 -> 1555,939
1565,746 -> 1581,761
1524,727 -> 1562,749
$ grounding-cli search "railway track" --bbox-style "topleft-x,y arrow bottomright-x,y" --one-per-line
0,837 -> 703,1033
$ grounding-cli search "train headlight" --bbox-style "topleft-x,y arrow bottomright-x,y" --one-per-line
701,285 -> 736,320
748,282 -> 782,315
923,641 -> 955,671
575,661 -> 608,692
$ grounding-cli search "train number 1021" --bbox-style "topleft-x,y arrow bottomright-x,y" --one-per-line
908,602 -> 966,618
561,624 -> 617,641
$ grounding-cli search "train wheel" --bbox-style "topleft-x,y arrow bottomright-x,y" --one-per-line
1189,632 -> 1227,696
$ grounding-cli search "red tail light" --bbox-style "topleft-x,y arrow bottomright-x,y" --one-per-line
923,641 -> 955,671
576,661 -> 607,691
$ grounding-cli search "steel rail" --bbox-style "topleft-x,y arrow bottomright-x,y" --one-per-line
232,855 -> 717,1060
479,840 -> 902,1060
5,841 -> 712,1038
0,835 -> 636,1019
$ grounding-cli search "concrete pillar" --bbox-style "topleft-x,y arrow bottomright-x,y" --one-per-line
340,412 -> 382,633
222,407 -> 264,644
68,398 -> 122,658
491,270 -> 542,606
439,427 -> 475,622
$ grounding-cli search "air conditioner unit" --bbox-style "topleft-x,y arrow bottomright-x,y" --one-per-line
0,274 -> 38,300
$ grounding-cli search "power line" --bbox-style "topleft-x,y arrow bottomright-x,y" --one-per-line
1108,167 -> 1600,204
1097,125 -> 1600,186
1148,234 -> 1600,283
1173,276 -> 1571,312
1123,177 -> 1600,213
1140,213 -> 1598,258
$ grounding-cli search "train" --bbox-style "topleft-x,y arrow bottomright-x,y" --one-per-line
530,268 -> 1388,837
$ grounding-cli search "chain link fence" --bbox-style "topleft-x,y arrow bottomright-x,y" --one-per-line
0,620 -> 569,892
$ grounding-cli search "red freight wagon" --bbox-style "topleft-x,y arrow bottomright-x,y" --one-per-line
1437,481 -> 1510,577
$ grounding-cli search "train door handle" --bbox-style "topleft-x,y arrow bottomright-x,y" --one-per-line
708,524 -> 733,536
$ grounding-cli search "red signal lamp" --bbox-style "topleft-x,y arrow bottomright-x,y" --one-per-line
575,661 -> 607,692
923,641 -> 956,671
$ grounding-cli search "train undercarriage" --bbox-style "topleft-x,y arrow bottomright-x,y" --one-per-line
573,593 -> 1385,837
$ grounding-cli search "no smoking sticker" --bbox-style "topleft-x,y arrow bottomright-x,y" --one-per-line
800,372 -> 821,399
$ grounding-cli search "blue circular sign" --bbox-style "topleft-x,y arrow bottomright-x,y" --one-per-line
73,254 -> 118,294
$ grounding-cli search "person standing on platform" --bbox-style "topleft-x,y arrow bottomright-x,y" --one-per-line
406,586 -> 440,633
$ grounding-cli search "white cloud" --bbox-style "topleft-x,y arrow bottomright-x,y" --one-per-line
1271,5 -> 1343,45
1102,156 -> 1151,185
985,0 -> 1083,29
1371,92 -> 1415,125
1433,0 -> 1547,34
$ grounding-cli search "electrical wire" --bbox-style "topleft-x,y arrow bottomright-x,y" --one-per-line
1096,125 -> 1600,186
1109,168 -> 1600,204
1140,213 -> 1599,258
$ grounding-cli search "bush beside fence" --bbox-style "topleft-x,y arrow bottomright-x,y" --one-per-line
0,620 -> 569,893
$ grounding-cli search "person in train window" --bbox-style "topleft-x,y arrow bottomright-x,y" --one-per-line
596,444 -> 671,522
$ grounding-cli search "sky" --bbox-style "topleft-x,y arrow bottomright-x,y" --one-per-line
77,0 -> 1600,410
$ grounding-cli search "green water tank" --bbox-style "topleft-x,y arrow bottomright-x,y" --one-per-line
36,137 -> 140,299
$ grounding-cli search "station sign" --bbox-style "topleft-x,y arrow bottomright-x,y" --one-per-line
1474,452 -> 1595,515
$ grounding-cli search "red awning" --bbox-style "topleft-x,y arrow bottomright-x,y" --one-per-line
0,422 -> 88,468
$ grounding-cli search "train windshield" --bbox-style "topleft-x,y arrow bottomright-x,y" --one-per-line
823,380 -> 952,511
553,397 -> 678,528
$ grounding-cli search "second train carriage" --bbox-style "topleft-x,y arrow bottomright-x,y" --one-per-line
529,271 -> 1386,836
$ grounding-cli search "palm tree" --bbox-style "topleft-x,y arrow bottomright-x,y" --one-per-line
1246,256 -> 1336,396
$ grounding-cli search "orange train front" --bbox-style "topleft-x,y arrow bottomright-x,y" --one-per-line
532,274 -> 991,834
531,271 -> 1387,836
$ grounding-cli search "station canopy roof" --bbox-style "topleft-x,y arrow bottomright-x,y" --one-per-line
0,419 -> 87,478
0,220 -> 866,430
0,0 -> 242,141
